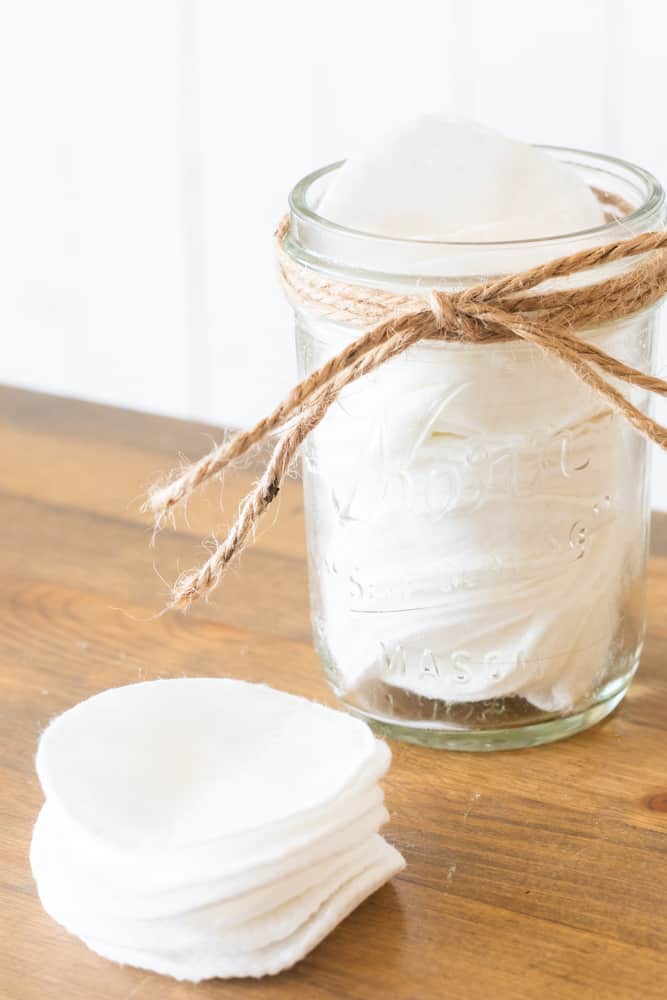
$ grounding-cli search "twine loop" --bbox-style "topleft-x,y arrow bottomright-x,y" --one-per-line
146,213 -> 667,609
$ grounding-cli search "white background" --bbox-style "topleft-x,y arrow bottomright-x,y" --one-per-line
2,0 -> 667,503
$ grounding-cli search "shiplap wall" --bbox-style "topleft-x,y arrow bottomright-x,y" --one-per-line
3,0 -> 667,503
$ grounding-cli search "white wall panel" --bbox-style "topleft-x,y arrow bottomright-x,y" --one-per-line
0,1 -> 191,417
467,0 -> 611,151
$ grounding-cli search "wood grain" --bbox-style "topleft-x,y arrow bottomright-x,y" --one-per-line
0,386 -> 665,1000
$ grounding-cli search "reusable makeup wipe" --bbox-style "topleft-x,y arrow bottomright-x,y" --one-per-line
301,114 -> 639,713
318,114 -> 606,241
81,844 -> 402,982
31,679 -> 404,981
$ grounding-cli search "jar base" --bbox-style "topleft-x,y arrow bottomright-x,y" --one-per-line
336,671 -> 636,751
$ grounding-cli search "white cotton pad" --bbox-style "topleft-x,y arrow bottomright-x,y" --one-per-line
318,114 -> 606,241
297,116 -> 638,714
33,832 -> 391,955
80,839 -> 405,981
35,678 -> 381,854
306,328 -> 637,712
31,798 -> 390,920
33,738 -> 390,899
31,677 -> 405,983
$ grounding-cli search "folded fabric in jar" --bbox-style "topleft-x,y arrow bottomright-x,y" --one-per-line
307,322 -> 639,711
301,115 -> 643,712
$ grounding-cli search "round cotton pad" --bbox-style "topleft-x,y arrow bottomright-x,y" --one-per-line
31,679 -> 404,981
80,840 -> 405,981
31,799 -> 390,918
318,114 -> 606,241
33,833 -> 391,955
296,116 -> 638,714
36,678 -> 380,852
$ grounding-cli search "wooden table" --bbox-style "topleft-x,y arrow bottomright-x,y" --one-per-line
1,386 -> 666,1000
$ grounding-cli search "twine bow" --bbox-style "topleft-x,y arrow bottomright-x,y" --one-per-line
146,216 -> 667,609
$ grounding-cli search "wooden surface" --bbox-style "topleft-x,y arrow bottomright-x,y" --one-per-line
1,386 -> 666,1000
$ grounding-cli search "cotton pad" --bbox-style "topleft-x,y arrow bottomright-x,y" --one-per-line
318,114 -> 606,241
34,832 -> 392,954
36,678 -> 380,851
306,330 -> 639,713
298,115 -> 639,717
31,798 -> 390,918
35,746 -> 390,896
81,840 -> 404,981
31,679 -> 404,980
34,680 -> 391,896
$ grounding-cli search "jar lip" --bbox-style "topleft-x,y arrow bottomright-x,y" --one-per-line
288,145 -> 665,250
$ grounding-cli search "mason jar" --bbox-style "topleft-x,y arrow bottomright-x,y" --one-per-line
284,148 -> 665,750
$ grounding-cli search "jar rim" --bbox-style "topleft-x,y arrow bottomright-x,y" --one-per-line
288,145 -> 664,250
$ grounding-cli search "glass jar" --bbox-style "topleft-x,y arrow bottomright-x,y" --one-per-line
285,148 -> 665,750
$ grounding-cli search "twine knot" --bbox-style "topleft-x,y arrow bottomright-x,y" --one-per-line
145,213 -> 667,609
429,289 -> 493,343
429,290 -> 460,334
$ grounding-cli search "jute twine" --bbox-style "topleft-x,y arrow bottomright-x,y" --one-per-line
146,210 -> 667,610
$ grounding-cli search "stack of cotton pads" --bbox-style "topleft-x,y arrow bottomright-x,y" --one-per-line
300,115 -> 636,713
30,678 -> 404,981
